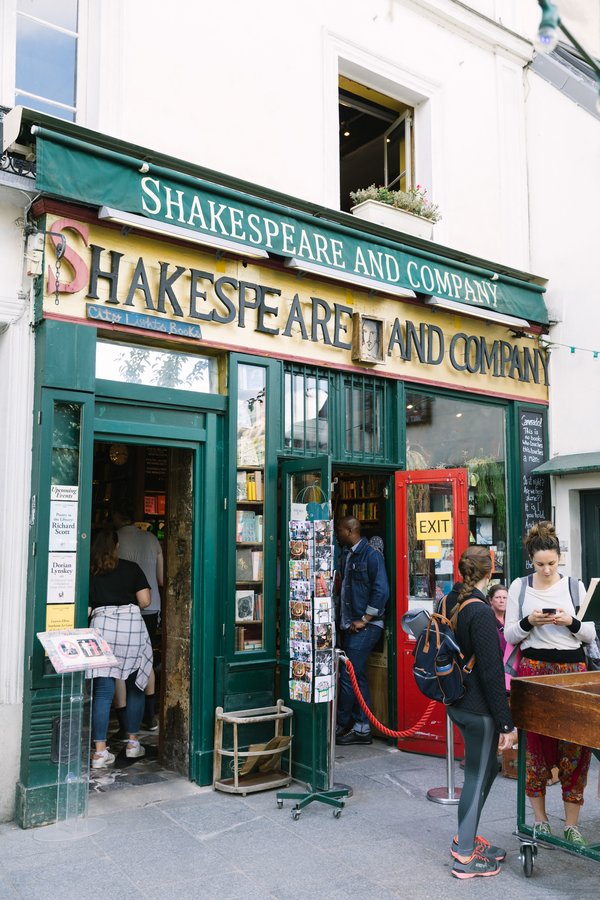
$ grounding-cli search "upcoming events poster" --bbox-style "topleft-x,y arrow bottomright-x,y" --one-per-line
288,517 -> 335,703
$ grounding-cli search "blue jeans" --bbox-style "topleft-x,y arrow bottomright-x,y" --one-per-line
92,671 -> 145,742
338,624 -> 382,734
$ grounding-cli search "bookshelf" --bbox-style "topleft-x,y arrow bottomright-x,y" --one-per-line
234,363 -> 267,652
333,473 -> 386,536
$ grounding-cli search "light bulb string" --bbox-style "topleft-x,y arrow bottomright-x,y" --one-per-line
541,339 -> 600,359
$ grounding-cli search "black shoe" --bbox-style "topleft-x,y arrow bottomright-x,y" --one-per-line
336,730 -> 372,745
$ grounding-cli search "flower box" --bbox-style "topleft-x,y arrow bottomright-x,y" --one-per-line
351,199 -> 434,240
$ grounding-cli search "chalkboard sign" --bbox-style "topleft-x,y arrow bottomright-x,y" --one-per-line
519,407 -> 550,570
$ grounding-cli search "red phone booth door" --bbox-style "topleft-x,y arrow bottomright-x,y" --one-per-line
395,468 -> 469,757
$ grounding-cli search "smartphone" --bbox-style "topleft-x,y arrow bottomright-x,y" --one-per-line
542,608 -> 557,615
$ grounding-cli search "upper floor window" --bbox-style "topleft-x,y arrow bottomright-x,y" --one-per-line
339,76 -> 413,212
15,0 -> 79,121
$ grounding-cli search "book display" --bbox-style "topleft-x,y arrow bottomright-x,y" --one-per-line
235,365 -> 267,652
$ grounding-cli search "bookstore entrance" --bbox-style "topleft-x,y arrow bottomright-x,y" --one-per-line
332,466 -> 393,727
91,439 -> 196,777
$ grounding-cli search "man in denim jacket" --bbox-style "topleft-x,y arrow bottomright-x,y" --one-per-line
335,516 -> 389,745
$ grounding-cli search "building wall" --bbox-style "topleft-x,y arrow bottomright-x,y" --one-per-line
0,186 -> 35,821
525,70 -> 600,563
66,1 -> 534,271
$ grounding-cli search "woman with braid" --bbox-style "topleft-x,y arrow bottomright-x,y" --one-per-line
444,545 -> 517,879
504,521 -> 594,847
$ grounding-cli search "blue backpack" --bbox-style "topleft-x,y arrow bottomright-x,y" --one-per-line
412,597 -> 482,705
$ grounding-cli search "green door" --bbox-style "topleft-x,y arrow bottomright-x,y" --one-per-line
280,455 -> 332,789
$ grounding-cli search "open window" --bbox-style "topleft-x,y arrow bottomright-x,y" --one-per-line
339,76 -> 413,212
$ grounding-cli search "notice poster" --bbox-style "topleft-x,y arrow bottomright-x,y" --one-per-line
46,604 -> 76,632
49,500 -> 78,551
47,552 -> 77,603
37,628 -> 118,673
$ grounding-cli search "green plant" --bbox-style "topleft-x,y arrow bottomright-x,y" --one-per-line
350,184 -> 442,223
466,457 -> 506,527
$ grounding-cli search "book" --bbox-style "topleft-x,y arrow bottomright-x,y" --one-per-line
580,578 -> 600,621
236,471 -> 248,500
251,549 -> 263,580
235,589 -> 255,622
246,472 -> 256,500
236,548 -> 253,581
236,510 -> 257,543
254,470 -> 263,501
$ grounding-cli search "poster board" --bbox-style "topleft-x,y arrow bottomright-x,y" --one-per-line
37,629 -> 118,674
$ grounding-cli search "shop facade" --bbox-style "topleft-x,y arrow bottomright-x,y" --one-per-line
12,118 -> 551,827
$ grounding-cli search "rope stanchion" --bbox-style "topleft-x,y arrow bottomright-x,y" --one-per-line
340,654 -> 437,738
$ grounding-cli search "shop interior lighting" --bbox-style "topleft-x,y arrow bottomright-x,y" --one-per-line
422,295 -> 530,329
535,1 -> 600,112
98,207 -> 269,259
283,257 -> 416,299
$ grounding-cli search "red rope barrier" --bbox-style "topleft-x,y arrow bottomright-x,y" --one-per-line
341,655 -> 437,739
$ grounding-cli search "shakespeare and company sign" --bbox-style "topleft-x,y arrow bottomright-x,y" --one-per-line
41,215 -> 549,403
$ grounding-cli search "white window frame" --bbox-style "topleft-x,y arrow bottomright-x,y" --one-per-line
322,32 -> 440,214
384,110 -> 412,192
0,0 -> 90,122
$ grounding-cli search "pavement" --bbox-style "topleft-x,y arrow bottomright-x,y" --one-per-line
1,738 -> 600,898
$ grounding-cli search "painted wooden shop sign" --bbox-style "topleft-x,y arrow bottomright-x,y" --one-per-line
41,215 -> 549,402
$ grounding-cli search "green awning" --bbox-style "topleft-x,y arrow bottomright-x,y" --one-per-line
533,452 -> 600,476
29,122 -> 549,326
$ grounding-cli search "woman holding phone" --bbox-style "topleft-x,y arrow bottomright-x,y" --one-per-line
504,521 -> 595,847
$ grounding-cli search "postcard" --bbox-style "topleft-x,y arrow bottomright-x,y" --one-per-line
290,580 -> 311,603
290,640 -> 313,662
289,599 -> 312,622
289,660 -> 312,683
289,620 -> 311,642
314,676 -> 334,703
314,520 -> 332,545
289,680 -> 312,702
314,573 -> 332,599
290,559 -> 311,581
314,599 -> 333,624
314,650 -> 334,676
314,623 -> 334,650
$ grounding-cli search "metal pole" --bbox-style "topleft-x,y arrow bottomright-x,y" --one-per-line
329,649 -> 353,797
427,711 -> 461,804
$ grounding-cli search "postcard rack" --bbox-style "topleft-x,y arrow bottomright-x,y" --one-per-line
213,700 -> 294,795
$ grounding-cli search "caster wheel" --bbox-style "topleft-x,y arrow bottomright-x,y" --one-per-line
521,844 -> 534,877
292,809 -> 301,821
276,800 -> 283,809
333,809 -> 342,819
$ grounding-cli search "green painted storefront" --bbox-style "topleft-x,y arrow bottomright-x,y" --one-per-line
14,113 -> 551,827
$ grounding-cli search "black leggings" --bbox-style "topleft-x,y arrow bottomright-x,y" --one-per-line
447,707 -> 499,856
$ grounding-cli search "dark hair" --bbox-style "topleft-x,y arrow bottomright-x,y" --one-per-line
488,583 -> 507,601
90,529 -> 119,576
524,520 -> 560,559
112,498 -> 134,522
457,545 -> 492,601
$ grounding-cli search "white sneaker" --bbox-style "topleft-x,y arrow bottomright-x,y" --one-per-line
125,740 -> 146,759
91,749 -> 115,769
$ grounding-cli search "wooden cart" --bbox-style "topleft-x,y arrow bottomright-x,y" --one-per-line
213,700 -> 293,795
511,671 -> 600,876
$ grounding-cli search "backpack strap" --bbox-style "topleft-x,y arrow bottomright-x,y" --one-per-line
450,597 -> 484,672
518,575 -> 532,619
568,576 -> 581,613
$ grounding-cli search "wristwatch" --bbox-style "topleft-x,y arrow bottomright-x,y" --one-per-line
361,616 -> 370,623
